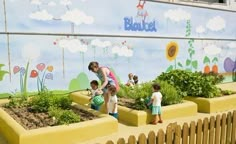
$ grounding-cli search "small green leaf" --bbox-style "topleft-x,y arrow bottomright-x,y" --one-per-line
178,62 -> 183,67
212,57 -> 218,63
192,60 -> 198,69
0,70 -> 8,81
203,56 -> 210,64
166,65 -> 173,72
186,59 -> 191,66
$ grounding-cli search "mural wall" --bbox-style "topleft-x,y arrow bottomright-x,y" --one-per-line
0,0 -> 236,96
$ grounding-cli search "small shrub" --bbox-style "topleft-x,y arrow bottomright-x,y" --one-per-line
28,89 -> 72,112
49,107 -> 80,125
157,69 -> 221,98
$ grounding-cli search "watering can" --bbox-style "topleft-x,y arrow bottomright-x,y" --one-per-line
91,95 -> 104,106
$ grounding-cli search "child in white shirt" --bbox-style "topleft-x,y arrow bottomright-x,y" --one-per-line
107,85 -> 118,119
148,83 -> 163,124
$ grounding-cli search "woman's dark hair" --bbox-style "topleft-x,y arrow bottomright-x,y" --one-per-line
152,83 -> 161,91
88,61 -> 99,71
90,80 -> 98,86
133,75 -> 138,84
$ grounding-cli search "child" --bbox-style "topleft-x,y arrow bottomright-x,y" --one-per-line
148,83 -> 163,124
89,80 -> 103,110
126,73 -> 134,86
133,75 -> 139,85
107,85 -> 118,119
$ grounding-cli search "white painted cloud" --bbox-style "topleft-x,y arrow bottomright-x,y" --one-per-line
206,16 -> 226,31
30,0 -> 42,5
112,45 -> 133,57
196,25 -> 205,34
29,10 -> 53,21
91,39 -> 111,48
48,1 -> 56,6
22,43 -> 40,60
164,8 -> 191,22
204,44 -> 221,55
58,39 -> 87,53
227,42 -> 236,48
60,0 -> 72,5
61,9 -> 94,25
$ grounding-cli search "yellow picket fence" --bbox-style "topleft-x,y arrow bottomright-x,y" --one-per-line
106,110 -> 236,144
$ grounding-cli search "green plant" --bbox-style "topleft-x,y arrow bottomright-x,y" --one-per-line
221,89 -> 236,95
118,81 -> 182,110
28,88 -> 72,112
157,69 -> 221,98
49,107 -> 80,125
201,71 -> 224,84
4,90 -> 28,108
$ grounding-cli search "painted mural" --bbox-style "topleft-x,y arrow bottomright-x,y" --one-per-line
0,0 -> 236,96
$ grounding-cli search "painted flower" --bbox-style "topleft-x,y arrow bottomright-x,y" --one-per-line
36,63 -> 46,72
166,41 -> 179,61
13,66 -> 20,74
30,70 -> 38,78
20,67 -> 25,75
47,65 -> 54,72
45,73 -> 53,80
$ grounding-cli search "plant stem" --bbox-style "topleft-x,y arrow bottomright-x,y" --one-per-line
23,62 -> 29,96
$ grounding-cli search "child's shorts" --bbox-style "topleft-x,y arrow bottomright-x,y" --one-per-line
91,104 -> 100,111
152,106 -> 161,115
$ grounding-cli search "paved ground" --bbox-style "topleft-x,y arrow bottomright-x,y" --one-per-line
0,82 -> 235,144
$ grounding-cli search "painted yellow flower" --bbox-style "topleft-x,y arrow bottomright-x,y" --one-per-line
166,41 -> 179,61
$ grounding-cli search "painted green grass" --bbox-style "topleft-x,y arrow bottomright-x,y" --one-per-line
0,93 -> 11,99
0,90 -> 70,99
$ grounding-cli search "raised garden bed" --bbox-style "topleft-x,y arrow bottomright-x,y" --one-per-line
0,99 -> 118,144
184,93 -> 236,113
70,92 -> 198,126
2,105 -> 98,130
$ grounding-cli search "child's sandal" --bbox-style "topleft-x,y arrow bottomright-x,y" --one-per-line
158,120 -> 163,123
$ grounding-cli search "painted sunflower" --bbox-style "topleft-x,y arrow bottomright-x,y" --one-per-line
166,41 -> 179,61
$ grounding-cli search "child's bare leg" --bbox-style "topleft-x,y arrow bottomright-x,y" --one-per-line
153,115 -> 158,123
158,114 -> 163,123
104,92 -> 109,114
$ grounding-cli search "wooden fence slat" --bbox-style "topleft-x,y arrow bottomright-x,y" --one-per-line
215,115 -> 221,144
157,129 -> 165,144
128,135 -> 136,144
226,112 -> 232,144
117,138 -> 125,144
231,111 -> 236,144
106,140 -> 114,144
182,123 -> 189,144
166,125 -> 173,144
202,118 -> 209,144
174,125 -> 181,144
148,131 -> 156,144
189,121 -> 196,144
220,113 -> 227,144
196,119 -> 203,144
138,133 -> 147,144
209,116 -> 215,144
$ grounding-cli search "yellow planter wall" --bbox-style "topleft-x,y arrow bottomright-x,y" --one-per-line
71,92 -> 198,126
184,94 -> 236,113
0,102 -> 118,144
